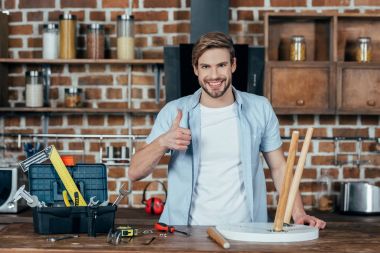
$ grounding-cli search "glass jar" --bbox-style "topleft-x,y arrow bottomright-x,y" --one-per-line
290,35 -> 306,61
117,14 -> 135,60
356,37 -> 372,63
25,70 -> 44,107
42,23 -> 59,59
317,170 -> 334,212
64,87 -> 83,108
59,13 -> 77,59
86,24 -> 105,59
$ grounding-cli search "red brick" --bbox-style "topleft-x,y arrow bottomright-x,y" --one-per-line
132,88 -> 143,99
361,115 -> 379,125
88,115 -> 105,126
61,0 -> 97,8
4,116 -> 20,127
108,181 -> 116,191
343,166 -> 360,178
152,168 -> 168,179
9,25 -> 33,35
144,0 -> 181,8
229,23 -> 243,33
48,129 -> 75,134
67,115 -> 83,125
79,75 -> 113,85
68,142 -> 84,150
148,88 -> 163,99
173,10 -> 190,20
51,76 -> 71,86
18,51 -> 42,58
298,115 -> 315,125
339,142 -> 356,152
132,75 -> 154,85
107,115 -> 125,126
142,50 -> 163,59
90,11 -> 105,21
172,35 -> 189,45
131,128 -> 152,135
248,23 -> 264,34
319,115 -> 336,125
237,10 -> 254,21
135,24 -> 158,34
355,0 -> 380,6
116,76 -> 129,86
312,0 -> 350,6
163,23 -> 190,33
48,116 -> 63,126
84,88 -> 101,100
98,102 -> 129,109
152,36 -> 167,47
134,11 -> 168,21
278,115 -> 294,125
135,37 -> 148,47
131,116 -> 146,127
8,90 -> 18,100
9,38 -> 23,48
5,0 -> 16,9
27,38 -> 42,48
231,0 -> 264,7
333,128 -> 369,138
102,0 -> 138,8
9,76 -> 25,87
270,0 -> 307,7
8,12 -> 22,22
106,88 -> 123,99
19,0 -> 55,8
318,142 -> 334,153
108,168 -> 126,178
339,115 -> 358,125
27,11 -> 43,21
376,128 -> 380,137
81,129 -> 116,135
311,155 -> 335,165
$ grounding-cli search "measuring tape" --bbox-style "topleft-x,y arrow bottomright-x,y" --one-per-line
19,145 -> 87,206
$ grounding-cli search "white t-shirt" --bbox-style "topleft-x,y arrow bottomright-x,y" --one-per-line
189,102 -> 251,225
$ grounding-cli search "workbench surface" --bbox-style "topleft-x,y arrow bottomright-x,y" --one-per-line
1,209 -> 380,253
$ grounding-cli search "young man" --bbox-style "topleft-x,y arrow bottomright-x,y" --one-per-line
129,32 -> 326,229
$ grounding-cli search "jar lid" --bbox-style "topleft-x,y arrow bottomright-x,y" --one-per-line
43,23 -> 58,29
65,87 -> 83,94
117,14 -> 134,20
87,24 -> 104,30
292,35 -> 305,42
25,70 -> 41,77
358,37 -> 371,42
59,13 -> 77,20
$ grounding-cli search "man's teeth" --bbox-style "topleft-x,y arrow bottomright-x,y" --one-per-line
208,81 -> 222,86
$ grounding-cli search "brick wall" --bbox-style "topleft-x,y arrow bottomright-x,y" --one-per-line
1,0 -> 380,210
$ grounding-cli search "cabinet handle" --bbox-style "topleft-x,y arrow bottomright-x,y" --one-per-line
367,100 -> 376,106
296,99 -> 305,106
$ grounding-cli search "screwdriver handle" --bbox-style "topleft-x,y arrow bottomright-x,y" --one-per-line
155,222 -> 175,233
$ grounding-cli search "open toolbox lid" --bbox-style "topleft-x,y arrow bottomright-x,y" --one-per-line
28,163 -> 108,205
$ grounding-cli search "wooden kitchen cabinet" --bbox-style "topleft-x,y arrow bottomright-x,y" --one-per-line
265,13 -> 380,114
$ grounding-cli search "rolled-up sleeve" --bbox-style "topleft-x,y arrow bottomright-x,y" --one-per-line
259,100 -> 282,153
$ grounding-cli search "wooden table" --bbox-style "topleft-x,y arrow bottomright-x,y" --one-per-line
1,209 -> 380,252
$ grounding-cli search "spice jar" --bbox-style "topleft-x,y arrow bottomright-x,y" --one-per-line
42,23 -> 59,59
64,87 -> 83,108
25,70 -> 44,107
290,35 -> 306,61
59,13 -> 77,59
317,171 -> 334,212
86,24 -> 105,59
356,37 -> 372,63
117,14 -> 135,60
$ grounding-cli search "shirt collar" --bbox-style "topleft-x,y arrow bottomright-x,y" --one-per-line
188,86 -> 243,110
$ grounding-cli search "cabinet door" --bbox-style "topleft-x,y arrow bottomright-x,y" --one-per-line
339,68 -> 380,112
268,66 -> 331,113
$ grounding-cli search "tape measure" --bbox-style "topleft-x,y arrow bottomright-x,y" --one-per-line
19,145 -> 87,206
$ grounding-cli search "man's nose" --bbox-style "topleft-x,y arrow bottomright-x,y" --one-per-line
210,67 -> 218,79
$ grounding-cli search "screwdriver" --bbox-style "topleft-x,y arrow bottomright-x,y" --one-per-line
154,222 -> 190,236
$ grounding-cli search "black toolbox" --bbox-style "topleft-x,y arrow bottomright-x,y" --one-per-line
29,163 -> 116,235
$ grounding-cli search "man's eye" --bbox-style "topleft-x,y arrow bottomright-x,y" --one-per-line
219,63 -> 227,67
201,65 -> 209,69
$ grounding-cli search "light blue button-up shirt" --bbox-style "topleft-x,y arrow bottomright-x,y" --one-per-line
146,87 -> 282,225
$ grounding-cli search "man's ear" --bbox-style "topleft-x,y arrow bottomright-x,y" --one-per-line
231,57 -> 237,73
193,64 -> 199,76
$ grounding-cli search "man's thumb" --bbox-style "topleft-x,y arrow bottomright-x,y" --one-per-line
171,109 -> 182,128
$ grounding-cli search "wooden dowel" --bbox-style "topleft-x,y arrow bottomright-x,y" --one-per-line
273,131 -> 299,232
284,128 -> 314,224
207,227 -> 230,249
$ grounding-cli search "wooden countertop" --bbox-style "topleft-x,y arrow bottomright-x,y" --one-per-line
0,209 -> 380,253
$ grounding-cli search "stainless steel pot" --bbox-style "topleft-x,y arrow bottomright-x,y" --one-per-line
340,182 -> 380,214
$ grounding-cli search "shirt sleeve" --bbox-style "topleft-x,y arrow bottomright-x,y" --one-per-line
145,102 -> 176,144
260,100 -> 282,153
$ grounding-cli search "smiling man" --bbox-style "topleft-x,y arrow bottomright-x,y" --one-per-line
128,32 -> 326,229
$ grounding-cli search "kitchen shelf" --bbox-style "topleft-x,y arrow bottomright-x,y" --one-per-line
0,58 -> 164,65
0,107 -> 161,114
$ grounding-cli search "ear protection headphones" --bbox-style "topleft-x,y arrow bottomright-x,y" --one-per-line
141,181 -> 167,215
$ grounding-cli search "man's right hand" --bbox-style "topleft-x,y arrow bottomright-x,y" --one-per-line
160,110 -> 192,151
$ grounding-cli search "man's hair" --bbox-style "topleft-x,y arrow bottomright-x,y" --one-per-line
192,32 -> 235,67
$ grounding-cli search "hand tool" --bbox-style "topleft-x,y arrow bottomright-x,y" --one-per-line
88,196 -> 99,206
47,234 -> 79,242
62,190 -> 71,207
143,237 -> 156,245
107,226 -> 154,245
8,185 -> 46,208
207,227 -> 230,249
99,200 -> 109,206
18,145 -> 87,206
112,182 -> 132,206
154,222 -> 190,236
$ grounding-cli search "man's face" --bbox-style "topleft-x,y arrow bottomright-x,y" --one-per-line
193,48 -> 236,99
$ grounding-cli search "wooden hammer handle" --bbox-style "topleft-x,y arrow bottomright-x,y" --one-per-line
207,227 -> 230,249
273,131 -> 299,232
284,127 -> 314,224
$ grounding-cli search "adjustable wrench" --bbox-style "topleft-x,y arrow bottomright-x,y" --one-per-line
8,185 -> 47,208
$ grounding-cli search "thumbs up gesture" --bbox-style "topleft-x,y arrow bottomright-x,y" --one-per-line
161,110 -> 191,151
